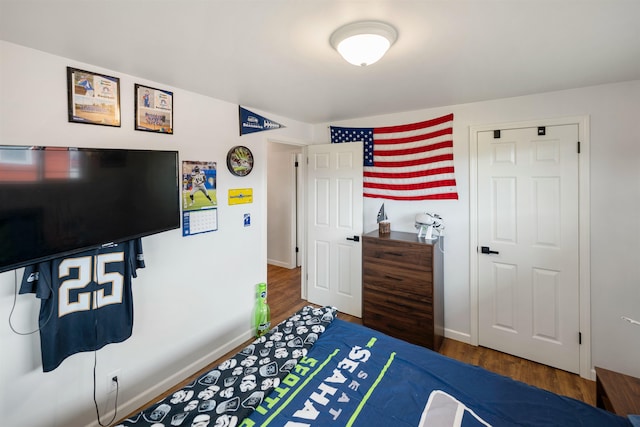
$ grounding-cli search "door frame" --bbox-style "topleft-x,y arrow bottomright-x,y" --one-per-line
267,137 -> 308,300
469,115 -> 592,379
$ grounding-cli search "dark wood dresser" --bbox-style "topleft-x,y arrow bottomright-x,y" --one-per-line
595,366 -> 640,416
362,230 -> 444,351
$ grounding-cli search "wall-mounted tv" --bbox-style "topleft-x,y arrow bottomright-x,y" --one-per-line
0,146 -> 180,273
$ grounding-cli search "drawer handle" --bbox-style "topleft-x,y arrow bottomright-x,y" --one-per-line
384,299 -> 412,310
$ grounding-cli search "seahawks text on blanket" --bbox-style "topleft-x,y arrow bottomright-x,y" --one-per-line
117,305 -> 337,427
244,318 -> 633,427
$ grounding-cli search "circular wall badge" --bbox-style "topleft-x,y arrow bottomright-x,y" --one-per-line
227,146 -> 254,176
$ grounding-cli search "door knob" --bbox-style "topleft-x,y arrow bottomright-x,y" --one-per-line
480,246 -> 499,255
346,235 -> 360,242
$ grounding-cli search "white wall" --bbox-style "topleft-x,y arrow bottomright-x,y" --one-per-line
312,80 -> 640,379
2,39 -> 640,427
0,41 -> 313,427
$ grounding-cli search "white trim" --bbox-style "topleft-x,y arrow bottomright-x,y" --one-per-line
266,136 -> 309,147
287,151 -> 298,269
266,137 -> 309,300
295,152 -> 304,269
267,259 -> 293,268
469,116 -> 592,379
577,116 -> 592,380
444,328 -> 472,345
300,147 -> 308,300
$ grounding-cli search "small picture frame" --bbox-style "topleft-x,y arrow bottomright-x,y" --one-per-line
67,67 -> 121,126
135,84 -> 173,134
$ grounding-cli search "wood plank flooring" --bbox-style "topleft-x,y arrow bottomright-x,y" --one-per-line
118,264 -> 596,423
267,264 -> 596,406
439,337 -> 596,405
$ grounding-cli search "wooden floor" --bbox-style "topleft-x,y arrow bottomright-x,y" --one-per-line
118,264 -> 596,423
439,335 -> 596,405
267,264 -> 596,406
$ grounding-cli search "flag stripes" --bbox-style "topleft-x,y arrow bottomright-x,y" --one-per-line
330,113 -> 459,201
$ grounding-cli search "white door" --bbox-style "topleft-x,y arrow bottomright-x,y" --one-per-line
477,124 -> 580,373
307,142 -> 363,317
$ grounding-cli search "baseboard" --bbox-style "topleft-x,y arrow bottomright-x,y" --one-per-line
85,329 -> 254,427
444,328 -> 472,345
267,259 -> 295,269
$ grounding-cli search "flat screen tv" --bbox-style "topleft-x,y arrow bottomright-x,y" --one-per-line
0,145 -> 180,273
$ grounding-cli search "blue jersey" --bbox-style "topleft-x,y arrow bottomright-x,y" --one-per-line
19,239 -> 145,372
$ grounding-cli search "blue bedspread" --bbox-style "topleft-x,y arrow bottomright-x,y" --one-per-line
244,318 -> 632,427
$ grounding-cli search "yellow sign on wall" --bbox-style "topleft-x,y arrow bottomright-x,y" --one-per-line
228,188 -> 253,205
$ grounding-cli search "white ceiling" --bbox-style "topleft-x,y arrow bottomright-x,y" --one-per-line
2,0 -> 640,124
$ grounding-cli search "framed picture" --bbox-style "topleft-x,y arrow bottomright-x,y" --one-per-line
135,84 -> 173,134
67,67 -> 121,126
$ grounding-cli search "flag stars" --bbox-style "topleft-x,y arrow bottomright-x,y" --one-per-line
330,127 -> 375,166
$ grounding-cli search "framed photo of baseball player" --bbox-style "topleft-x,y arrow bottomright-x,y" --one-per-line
181,160 -> 218,236
67,67 -> 121,126
134,83 -> 173,134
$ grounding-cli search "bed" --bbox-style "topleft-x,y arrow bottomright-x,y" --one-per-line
117,306 -> 635,427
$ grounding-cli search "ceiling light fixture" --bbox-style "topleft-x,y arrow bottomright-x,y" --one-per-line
330,21 -> 398,67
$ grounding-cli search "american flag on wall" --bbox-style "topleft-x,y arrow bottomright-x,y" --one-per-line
330,113 -> 459,201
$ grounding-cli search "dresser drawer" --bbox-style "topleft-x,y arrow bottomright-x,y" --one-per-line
363,236 -> 432,271
363,287 -> 432,317
363,300 -> 434,348
363,265 -> 433,300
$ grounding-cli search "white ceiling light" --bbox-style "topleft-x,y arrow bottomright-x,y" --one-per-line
330,21 -> 398,67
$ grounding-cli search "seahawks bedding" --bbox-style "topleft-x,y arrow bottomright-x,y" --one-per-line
118,306 -> 337,427
118,306 -> 633,427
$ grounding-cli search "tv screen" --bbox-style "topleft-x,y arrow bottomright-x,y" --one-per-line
0,146 -> 180,273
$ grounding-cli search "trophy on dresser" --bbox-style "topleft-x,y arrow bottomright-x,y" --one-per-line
377,203 -> 390,234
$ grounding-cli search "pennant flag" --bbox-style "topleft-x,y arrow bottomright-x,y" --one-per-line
330,113 -> 458,201
239,106 -> 285,136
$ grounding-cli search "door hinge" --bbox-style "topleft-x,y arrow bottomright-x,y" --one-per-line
295,246 -> 299,253
295,161 -> 299,167
579,332 -> 582,345
577,141 -> 581,154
